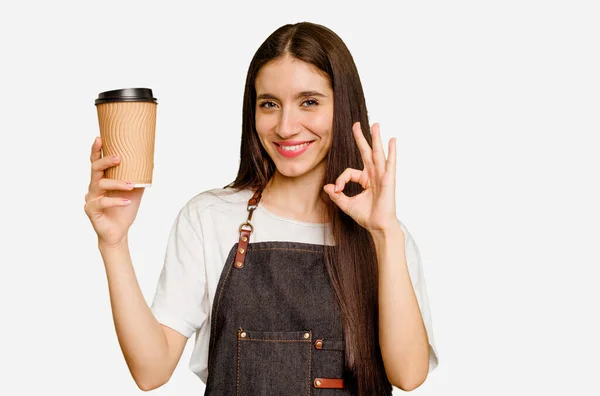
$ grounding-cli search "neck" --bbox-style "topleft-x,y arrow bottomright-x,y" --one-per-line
260,162 -> 330,224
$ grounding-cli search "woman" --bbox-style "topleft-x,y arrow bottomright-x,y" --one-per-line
84,22 -> 438,395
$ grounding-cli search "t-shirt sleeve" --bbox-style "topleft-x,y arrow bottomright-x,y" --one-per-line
400,221 -> 440,373
150,208 -> 208,339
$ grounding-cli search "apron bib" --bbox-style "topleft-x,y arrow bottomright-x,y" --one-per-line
204,188 -> 356,395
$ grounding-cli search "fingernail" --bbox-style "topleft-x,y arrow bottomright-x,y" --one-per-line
123,199 -> 131,204
126,182 -> 134,188
334,185 -> 339,192
113,155 -> 119,160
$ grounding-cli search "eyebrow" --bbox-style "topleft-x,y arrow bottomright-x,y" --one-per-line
256,91 -> 327,101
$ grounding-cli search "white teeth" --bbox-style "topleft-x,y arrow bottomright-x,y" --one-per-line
280,142 -> 310,151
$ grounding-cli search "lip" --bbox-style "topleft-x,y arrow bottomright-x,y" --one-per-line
275,140 -> 314,146
274,141 -> 314,158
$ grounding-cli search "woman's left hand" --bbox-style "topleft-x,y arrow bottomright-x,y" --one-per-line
323,121 -> 399,235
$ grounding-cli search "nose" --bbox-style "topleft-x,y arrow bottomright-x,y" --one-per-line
275,108 -> 301,139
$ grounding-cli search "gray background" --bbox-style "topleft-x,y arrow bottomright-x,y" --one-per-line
1,0 -> 598,394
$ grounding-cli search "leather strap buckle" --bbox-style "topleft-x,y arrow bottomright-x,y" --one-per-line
233,188 -> 263,269
238,221 -> 254,234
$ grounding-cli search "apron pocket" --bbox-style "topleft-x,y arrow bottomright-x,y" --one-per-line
237,328 -> 312,396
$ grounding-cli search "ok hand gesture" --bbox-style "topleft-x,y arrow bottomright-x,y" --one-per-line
323,122 -> 398,235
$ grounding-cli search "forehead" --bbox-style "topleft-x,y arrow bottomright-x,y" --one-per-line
255,56 -> 331,94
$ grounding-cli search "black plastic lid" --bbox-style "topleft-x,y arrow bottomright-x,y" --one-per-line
95,88 -> 157,105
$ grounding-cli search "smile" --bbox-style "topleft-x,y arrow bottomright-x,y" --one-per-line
274,141 -> 314,158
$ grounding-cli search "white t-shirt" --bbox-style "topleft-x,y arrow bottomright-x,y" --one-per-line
150,187 -> 439,383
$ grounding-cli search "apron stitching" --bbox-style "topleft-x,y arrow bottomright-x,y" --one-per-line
236,329 -> 241,396
308,331 -> 312,396
240,339 -> 311,343
248,247 -> 323,253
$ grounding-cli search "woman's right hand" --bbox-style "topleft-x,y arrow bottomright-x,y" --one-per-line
84,136 -> 145,248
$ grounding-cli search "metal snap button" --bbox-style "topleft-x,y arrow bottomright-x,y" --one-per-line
303,332 -> 310,339
234,261 -> 243,268
315,379 -> 322,387
314,339 -> 323,349
238,247 -> 245,254
241,236 -> 247,242
240,332 -> 247,338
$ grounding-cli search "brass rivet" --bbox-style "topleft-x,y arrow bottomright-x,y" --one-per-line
241,332 -> 247,338
241,236 -> 247,242
315,340 -> 323,348
235,261 -> 243,268
315,380 -> 322,387
303,332 -> 310,339
238,248 -> 245,254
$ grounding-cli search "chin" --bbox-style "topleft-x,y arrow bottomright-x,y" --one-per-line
273,157 -> 327,180
275,164 -> 311,178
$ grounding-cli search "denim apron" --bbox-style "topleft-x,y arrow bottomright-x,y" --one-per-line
204,188 -> 357,395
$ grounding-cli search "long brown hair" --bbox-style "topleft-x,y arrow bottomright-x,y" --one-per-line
225,22 -> 391,395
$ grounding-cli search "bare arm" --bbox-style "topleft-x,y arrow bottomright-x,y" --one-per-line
84,137 -> 188,390
99,239 -> 188,391
373,225 -> 430,392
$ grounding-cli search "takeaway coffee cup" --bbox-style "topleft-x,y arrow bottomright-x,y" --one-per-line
95,88 -> 158,187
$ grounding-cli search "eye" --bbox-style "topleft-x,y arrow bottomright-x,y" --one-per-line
259,101 -> 277,109
302,99 -> 319,107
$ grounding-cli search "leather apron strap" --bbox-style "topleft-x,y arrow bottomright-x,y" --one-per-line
233,188 -> 262,269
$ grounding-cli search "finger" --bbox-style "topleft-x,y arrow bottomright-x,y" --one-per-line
88,178 -> 134,200
90,136 -> 102,162
91,154 -> 120,184
323,184 -> 353,214
334,167 -> 367,191
371,123 -> 386,175
91,154 -> 120,173
85,196 -> 132,215
386,137 -> 397,176
352,122 -> 374,173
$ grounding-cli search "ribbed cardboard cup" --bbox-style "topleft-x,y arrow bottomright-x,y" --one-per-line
95,88 -> 157,187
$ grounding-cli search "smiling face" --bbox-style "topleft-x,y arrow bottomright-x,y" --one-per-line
254,55 -> 334,180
